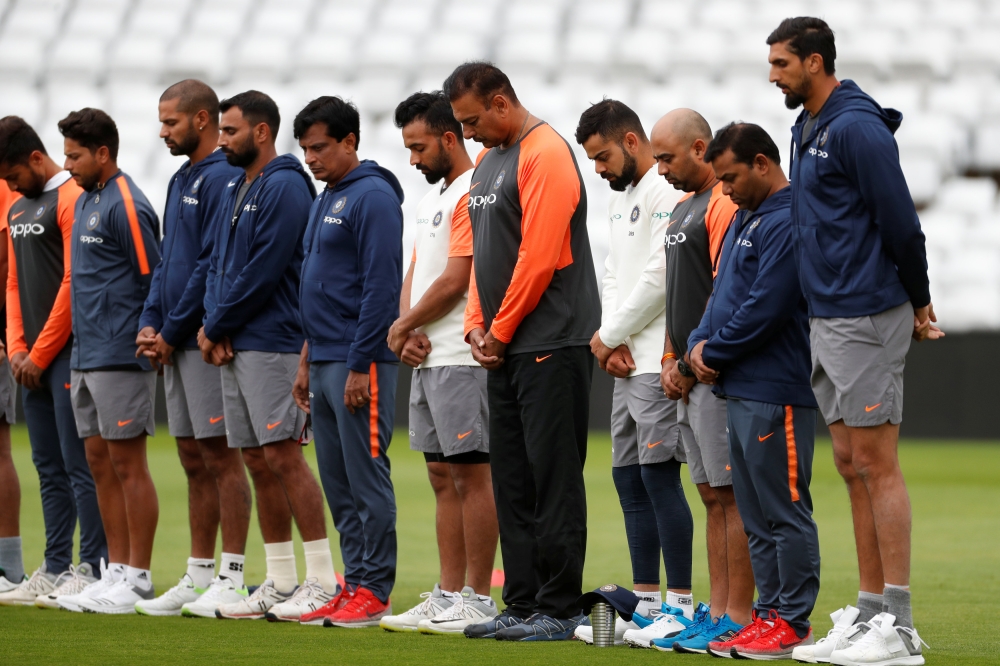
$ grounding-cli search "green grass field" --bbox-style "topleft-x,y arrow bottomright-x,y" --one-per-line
1,426 -> 998,664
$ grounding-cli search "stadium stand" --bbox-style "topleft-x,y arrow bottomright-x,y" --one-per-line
0,0 -> 997,330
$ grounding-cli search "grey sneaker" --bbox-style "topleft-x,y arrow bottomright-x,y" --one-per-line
463,609 -> 528,639
380,583 -> 457,632
215,579 -> 293,620
496,613 -> 587,641
35,563 -> 98,609
419,586 -> 498,634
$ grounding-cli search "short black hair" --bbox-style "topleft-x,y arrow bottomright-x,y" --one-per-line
443,61 -> 518,105
220,90 -> 280,139
393,91 -> 462,138
574,98 -> 647,146
766,17 -> 836,75
0,116 -> 47,166
57,108 -> 119,160
292,96 -> 361,149
704,122 -> 781,167
161,79 -> 221,121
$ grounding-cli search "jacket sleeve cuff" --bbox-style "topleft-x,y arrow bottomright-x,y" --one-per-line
489,323 -> 513,344
158,321 -> 183,348
346,354 -> 374,374
27,348 -> 54,371
598,324 -> 625,350
138,313 -> 163,333
202,319 -> 224,344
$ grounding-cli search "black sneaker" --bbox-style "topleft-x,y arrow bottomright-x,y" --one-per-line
496,613 -> 586,641
463,609 -> 527,639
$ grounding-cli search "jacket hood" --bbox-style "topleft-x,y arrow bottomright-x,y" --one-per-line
797,79 -> 903,136
754,185 -> 792,217
263,154 -> 318,197
333,159 -> 405,204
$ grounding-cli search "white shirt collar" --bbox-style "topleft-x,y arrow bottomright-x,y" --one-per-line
43,171 -> 72,193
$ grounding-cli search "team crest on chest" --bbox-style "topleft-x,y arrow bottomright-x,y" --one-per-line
34,204 -> 46,219
191,176 -> 203,193
432,211 -> 443,227
630,204 -> 640,224
493,170 -> 505,190
332,196 -> 347,214
86,212 -> 100,230
818,126 -> 830,147
681,211 -> 695,228
748,218 -> 761,232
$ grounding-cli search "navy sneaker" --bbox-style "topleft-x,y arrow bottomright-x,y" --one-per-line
463,609 -> 527,639
496,613 -> 586,641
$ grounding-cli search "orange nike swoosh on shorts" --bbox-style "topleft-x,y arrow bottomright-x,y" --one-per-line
865,403 -> 882,412
536,354 -> 552,363
209,416 -> 224,424
64,383 -> 72,389
11,210 -> 24,220
457,430 -> 473,440
118,419 -> 133,427
646,440 -> 663,449
758,432 -> 774,442
266,421 -> 282,430
726,465 -> 731,471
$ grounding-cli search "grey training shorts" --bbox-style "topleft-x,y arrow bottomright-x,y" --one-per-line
611,373 -> 683,467
810,301 -> 912,427
164,349 -> 226,439
221,351 -> 306,449
679,381 -> 731,487
409,365 -> 489,456
0,357 -> 15,425
70,370 -> 156,440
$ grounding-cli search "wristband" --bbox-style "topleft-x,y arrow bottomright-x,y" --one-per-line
661,352 -> 676,364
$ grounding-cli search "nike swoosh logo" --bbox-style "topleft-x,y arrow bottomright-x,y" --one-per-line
457,430 -> 473,440
11,210 -> 24,220
64,383 -> 72,389
209,416 -> 224,424
266,421 -> 282,430
646,440 -> 663,449
758,432 -> 774,442
726,465 -> 731,471
470,181 -> 481,190
227,182 -> 236,187
118,419 -> 133,427
536,354 -> 552,362
865,403 -> 882,412
779,640 -> 800,649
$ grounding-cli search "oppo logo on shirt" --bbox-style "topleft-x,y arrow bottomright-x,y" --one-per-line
739,239 -> 753,247
182,196 -> 199,205
323,216 -> 343,225
79,235 -> 103,244
808,147 -> 829,159
10,223 -> 45,238
468,193 -> 497,210
651,212 -> 671,220
664,232 -> 688,246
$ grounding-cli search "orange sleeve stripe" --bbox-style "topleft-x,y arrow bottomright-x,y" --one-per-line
27,181 -> 80,369
369,362 -> 380,458
489,125 -> 580,344
116,176 -> 150,275
464,259 -> 485,340
448,193 -> 473,257
6,229 -> 28,358
707,184 -> 738,277
784,406 -> 800,502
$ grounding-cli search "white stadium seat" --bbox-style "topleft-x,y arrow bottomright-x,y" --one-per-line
48,37 -> 108,84
0,37 -> 46,85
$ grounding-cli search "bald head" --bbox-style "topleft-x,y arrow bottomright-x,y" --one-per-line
650,108 -> 716,193
160,79 -> 220,122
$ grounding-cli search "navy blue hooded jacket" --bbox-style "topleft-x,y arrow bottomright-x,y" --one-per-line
139,151 -> 242,349
790,79 -> 930,318
300,160 -> 403,372
689,187 -> 817,408
71,171 -> 161,371
203,154 -> 316,353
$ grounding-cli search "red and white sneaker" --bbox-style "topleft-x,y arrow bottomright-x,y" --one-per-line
707,610 -> 774,658
299,585 -> 354,626
323,586 -> 390,628
733,613 -> 813,660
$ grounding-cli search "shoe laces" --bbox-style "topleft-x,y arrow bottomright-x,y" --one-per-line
287,578 -> 324,603
245,580 -> 276,602
730,611 -> 773,643
51,565 -> 79,590
649,605 -> 684,628
340,587 -> 373,614
407,589 -> 444,615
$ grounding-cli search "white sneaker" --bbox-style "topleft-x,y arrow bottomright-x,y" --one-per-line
57,560 -> 116,612
181,576 -> 249,618
831,613 -> 927,666
0,564 -> 58,606
576,615 -> 637,645
0,575 -> 25,593
379,583 -> 456,632
265,578 -> 335,622
418,586 -> 498,634
78,580 -> 155,615
623,606 -> 690,649
792,605 -> 863,663
134,574 -> 203,616
215,579 -> 292,620
35,563 -> 98,609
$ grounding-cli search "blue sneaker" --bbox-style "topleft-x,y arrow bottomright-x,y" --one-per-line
463,609 -> 527,638
496,613 -> 586,641
650,602 -> 712,651
669,613 -> 744,654
622,604 -> 694,648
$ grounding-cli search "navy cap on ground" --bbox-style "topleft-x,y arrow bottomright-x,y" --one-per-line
578,584 -> 639,621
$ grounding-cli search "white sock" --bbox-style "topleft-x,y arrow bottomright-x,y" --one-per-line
186,557 -> 215,589
109,562 -> 128,583
302,538 -> 338,594
667,591 -> 694,620
126,566 -> 152,592
219,553 -> 245,589
634,589 -> 662,616
264,541 -> 298,594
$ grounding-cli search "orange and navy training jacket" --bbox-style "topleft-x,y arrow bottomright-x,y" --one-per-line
6,176 -> 82,370
464,122 -> 600,354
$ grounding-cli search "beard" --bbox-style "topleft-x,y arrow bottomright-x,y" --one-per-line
783,73 -> 812,110
222,133 -> 259,168
167,125 -> 200,156
417,147 -> 452,184
605,149 -> 639,192
21,170 -> 47,199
